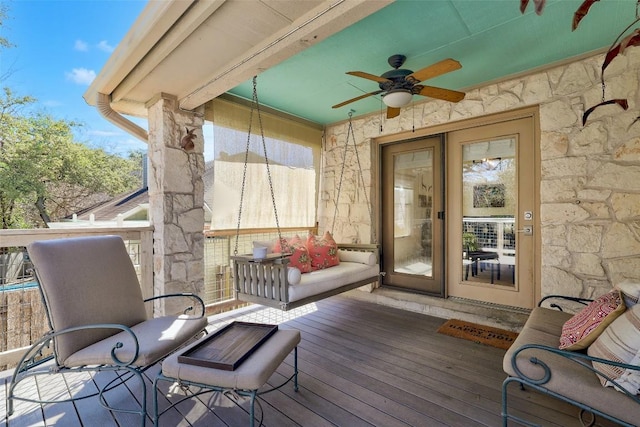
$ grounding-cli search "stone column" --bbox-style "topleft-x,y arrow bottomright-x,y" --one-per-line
147,93 -> 205,316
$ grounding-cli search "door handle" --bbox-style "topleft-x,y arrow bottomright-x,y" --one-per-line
517,226 -> 533,235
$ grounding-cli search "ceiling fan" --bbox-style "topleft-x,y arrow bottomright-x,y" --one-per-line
332,54 -> 465,119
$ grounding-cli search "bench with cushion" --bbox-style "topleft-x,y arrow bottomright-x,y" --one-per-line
233,232 -> 380,311
502,290 -> 640,427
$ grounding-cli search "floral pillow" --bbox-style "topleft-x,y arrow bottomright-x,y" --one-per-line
273,235 -> 312,273
558,290 -> 626,351
306,231 -> 340,271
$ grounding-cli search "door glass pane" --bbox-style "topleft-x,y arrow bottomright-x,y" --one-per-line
393,149 -> 433,277
461,138 -> 516,286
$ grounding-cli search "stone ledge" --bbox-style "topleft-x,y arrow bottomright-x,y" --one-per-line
343,287 -> 531,332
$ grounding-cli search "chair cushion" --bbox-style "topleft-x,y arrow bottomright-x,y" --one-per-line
28,236 -> 148,362
63,315 -> 208,367
162,329 -> 300,390
558,290 -> 625,350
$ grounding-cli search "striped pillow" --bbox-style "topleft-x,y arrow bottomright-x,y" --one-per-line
588,304 -> 640,395
615,280 -> 640,308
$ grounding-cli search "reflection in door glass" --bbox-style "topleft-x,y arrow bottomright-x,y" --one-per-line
461,138 -> 516,286
393,149 -> 433,277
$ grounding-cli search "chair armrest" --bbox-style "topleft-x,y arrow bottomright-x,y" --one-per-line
145,293 -> 205,317
538,295 -> 594,311
510,343 -> 640,403
13,323 -> 140,376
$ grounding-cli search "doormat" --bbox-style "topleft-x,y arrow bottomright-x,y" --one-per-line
436,319 -> 518,350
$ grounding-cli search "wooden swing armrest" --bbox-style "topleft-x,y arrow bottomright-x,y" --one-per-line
231,253 -> 291,265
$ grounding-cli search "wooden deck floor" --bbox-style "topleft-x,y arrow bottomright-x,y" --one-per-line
1,295 -> 611,426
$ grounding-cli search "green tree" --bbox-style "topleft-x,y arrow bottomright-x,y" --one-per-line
0,88 -> 141,228
0,5 -> 141,228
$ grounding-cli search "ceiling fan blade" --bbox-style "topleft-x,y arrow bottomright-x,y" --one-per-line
332,90 -> 383,109
406,58 -> 462,83
417,85 -> 465,103
346,71 -> 391,83
387,107 -> 400,119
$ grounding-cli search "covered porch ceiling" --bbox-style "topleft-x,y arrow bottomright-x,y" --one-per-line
84,0 -> 636,126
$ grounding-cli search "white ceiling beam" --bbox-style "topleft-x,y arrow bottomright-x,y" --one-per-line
111,0 -> 227,104
178,0 -> 393,111
84,0 -> 197,106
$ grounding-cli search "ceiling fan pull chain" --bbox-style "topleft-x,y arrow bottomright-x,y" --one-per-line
412,102 -> 415,133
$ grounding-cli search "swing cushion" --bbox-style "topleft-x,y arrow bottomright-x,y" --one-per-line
274,235 -> 312,273
307,231 -> 340,271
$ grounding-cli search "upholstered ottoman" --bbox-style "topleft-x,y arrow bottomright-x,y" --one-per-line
153,328 -> 300,426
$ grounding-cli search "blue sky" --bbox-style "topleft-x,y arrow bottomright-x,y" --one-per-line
0,0 -> 148,157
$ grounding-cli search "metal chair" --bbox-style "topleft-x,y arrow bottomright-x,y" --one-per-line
7,235 -> 208,426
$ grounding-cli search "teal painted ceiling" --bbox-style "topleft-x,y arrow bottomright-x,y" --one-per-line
227,0 -> 637,125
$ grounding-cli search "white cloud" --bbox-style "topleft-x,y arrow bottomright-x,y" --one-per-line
43,100 -> 63,107
74,39 -> 89,52
88,129 -> 122,137
97,40 -> 114,53
65,68 -> 96,85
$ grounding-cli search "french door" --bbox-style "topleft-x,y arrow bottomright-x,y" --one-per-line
381,136 -> 444,295
446,116 -> 536,309
378,112 -> 538,309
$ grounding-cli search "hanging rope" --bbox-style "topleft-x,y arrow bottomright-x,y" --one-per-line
331,111 -> 377,243
234,76 -> 284,255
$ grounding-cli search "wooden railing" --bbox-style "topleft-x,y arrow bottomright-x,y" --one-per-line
0,225 -> 319,369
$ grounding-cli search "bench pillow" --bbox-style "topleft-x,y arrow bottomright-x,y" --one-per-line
588,304 -> 640,395
307,231 -> 340,271
615,280 -> 640,308
338,249 -> 376,266
287,267 -> 302,285
274,235 -> 312,273
558,290 -> 625,351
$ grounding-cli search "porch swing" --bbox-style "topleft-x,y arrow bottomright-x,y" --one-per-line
231,77 -> 381,311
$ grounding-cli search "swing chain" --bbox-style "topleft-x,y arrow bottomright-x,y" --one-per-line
331,113 -> 351,235
234,76 -> 284,256
332,111 -> 377,244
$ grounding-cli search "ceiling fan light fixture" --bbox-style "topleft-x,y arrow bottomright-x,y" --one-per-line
382,90 -> 412,108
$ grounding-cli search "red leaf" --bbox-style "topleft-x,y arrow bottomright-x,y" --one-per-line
582,99 -> 628,125
573,0 -> 600,31
603,32 -> 640,73
520,0 -> 546,15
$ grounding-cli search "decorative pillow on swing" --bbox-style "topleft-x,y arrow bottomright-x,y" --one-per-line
273,235 -> 312,273
307,231 -> 340,271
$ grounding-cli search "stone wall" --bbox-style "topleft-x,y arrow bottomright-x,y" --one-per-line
321,47 -> 640,299
147,94 -> 205,315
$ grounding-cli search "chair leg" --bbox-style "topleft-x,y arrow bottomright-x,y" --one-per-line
249,390 -> 258,427
294,347 -> 299,392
